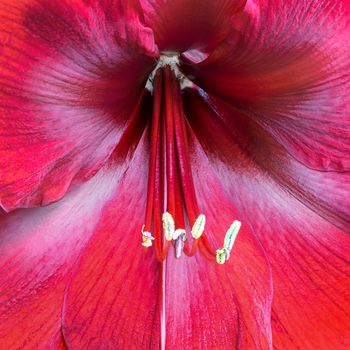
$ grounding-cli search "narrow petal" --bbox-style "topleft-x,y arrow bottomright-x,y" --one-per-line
63,135 -> 161,349
182,0 -> 350,171
184,90 -> 350,349
165,146 -> 273,349
0,0 -> 156,211
0,163 -> 126,349
141,0 -> 246,52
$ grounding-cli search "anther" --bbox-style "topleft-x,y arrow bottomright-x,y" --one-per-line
216,248 -> 229,264
162,212 -> 175,241
141,225 -> 155,248
224,220 -> 241,251
216,220 -> 242,264
173,229 -> 186,259
191,214 -> 206,239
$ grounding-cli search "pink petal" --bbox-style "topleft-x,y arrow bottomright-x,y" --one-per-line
182,0 -> 350,171
165,139 -> 273,349
184,89 -> 350,349
0,162 -> 127,349
62,135 -> 161,349
0,0 -> 156,211
141,0 -> 246,53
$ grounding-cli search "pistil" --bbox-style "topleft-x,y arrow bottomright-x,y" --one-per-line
142,56 -> 241,264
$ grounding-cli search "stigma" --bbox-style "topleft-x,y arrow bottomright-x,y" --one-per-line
141,57 -> 242,264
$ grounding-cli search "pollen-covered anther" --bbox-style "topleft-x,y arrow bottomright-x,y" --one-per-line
216,248 -> 230,264
191,214 -> 206,239
216,220 -> 242,264
162,212 -> 175,241
141,225 -> 155,248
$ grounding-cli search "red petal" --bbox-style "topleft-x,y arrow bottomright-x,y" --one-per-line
165,139 -> 273,349
184,89 -> 350,232
141,0 -> 246,52
184,90 -> 350,349
0,163 -> 125,349
62,135 -> 161,349
0,0 -> 156,211
182,0 -> 350,171
230,178 -> 350,349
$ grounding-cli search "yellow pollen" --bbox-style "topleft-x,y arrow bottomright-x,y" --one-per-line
141,225 -> 155,248
191,214 -> 206,239
216,220 -> 242,264
162,212 -> 175,241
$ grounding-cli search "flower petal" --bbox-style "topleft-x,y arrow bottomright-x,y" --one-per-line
226,176 -> 350,349
0,163 -> 126,349
62,134 -> 161,349
141,0 -> 246,52
184,90 -> 350,349
165,142 -> 273,349
0,0 -> 156,211
184,89 -> 350,232
182,0 -> 350,171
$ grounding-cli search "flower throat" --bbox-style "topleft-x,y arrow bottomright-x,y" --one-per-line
142,55 -> 241,264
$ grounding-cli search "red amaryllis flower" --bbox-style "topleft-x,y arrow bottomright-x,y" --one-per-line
0,0 -> 349,348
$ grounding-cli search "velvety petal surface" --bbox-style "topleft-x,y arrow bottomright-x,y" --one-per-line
186,90 -> 350,233
63,134 -> 160,349
165,136 -> 273,349
184,89 -> 350,349
182,0 -> 350,171
141,0 -> 246,53
0,163 -> 126,349
0,0 -> 156,211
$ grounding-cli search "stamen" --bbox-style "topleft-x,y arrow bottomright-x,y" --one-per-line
216,248 -> 229,265
191,214 -> 206,239
162,212 -> 175,241
141,225 -> 155,248
216,220 -> 242,264
224,220 -> 241,251
174,230 -> 186,259
173,228 -> 186,241
142,56 -> 242,265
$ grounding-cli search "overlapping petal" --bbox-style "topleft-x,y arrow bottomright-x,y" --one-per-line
182,0 -> 350,171
184,88 -> 350,349
0,163 -> 126,349
62,135 -> 161,349
141,0 -> 246,53
0,0 -> 156,211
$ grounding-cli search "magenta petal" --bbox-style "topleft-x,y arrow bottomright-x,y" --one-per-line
183,0 -> 350,171
165,138 -> 273,349
0,0 -> 156,211
184,89 -> 350,232
141,0 -> 246,52
63,136 -> 160,349
184,90 -> 350,349
0,164 -> 124,349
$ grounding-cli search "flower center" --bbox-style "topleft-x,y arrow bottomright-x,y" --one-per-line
142,55 -> 241,264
